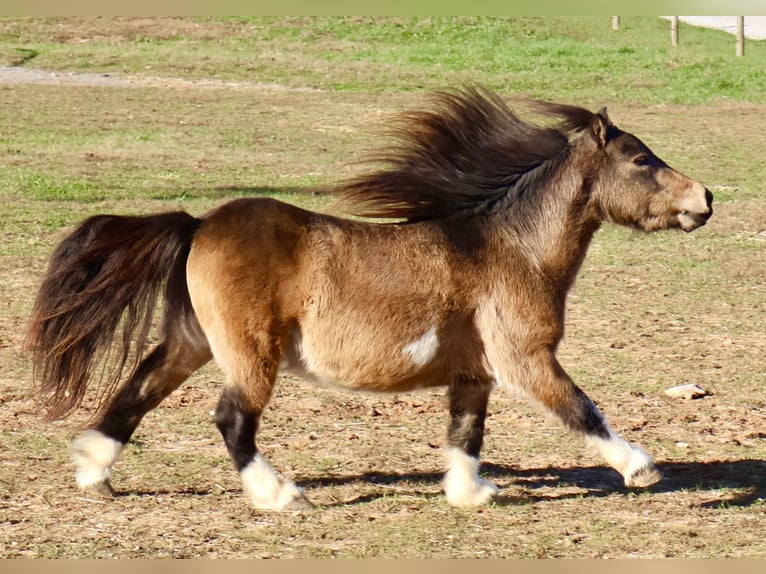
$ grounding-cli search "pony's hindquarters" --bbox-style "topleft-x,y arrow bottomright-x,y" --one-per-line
26,210 -> 212,495
186,198 -> 314,510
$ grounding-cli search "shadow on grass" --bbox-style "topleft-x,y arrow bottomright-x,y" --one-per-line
109,460 -> 765,510
150,184 -> 331,201
211,185 -> 329,199
298,459 -> 766,508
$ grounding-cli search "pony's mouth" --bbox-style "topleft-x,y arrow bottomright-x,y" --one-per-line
678,209 -> 712,232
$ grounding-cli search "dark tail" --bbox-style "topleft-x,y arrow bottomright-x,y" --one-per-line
25,211 -> 201,421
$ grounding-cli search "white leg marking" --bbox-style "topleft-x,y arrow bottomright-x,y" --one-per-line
442,446 -> 499,507
587,427 -> 661,487
240,453 -> 311,511
70,430 -> 123,490
402,326 -> 439,368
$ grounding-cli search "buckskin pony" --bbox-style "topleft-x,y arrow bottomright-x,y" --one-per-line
26,86 -> 713,510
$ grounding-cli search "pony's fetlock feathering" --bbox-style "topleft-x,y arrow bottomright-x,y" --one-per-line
27,86 -> 711,510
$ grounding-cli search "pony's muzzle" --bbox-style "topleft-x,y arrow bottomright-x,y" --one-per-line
678,185 -> 713,232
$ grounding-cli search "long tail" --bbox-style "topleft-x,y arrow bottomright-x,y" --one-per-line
25,211 -> 201,421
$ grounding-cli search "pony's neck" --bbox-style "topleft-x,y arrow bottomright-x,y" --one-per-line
493,145 -> 602,293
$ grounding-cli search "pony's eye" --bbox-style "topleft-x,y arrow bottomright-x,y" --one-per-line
633,155 -> 649,166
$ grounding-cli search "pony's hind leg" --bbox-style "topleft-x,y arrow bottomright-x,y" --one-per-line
71,314 -> 212,496
442,377 -> 499,507
214,382 -> 311,511
209,332 -> 311,511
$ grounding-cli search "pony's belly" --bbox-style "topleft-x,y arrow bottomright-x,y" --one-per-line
278,356 -> 357,391
278,325 -> 445,393
279,358 -> 443,393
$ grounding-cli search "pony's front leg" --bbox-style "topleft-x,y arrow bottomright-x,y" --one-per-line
495,347 -> 661,489
541,353 -> 661,488
442,377 -> 499,507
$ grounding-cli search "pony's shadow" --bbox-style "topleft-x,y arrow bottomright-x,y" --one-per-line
118,459 -> 765,509
300,459 -> 766,509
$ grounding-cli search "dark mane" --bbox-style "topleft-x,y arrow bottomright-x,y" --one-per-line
333,85 -> 599,222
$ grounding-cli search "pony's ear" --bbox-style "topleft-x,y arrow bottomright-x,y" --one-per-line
589,107 -> 611,148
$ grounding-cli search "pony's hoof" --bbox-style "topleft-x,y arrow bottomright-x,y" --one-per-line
283,495 -> 314,511
81,479 -> 117,498
444,477 -> 499,508
625,465 -> 663,488
246,482 -> 314,511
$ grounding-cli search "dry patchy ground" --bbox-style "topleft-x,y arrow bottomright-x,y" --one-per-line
0,63 -> 764,558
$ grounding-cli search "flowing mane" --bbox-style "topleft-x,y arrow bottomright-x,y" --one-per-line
334,86 -> 600,221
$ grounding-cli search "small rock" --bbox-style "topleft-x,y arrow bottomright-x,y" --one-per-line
664,383 -> 710,400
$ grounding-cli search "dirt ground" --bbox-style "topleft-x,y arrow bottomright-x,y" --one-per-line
1,60 -> 764,557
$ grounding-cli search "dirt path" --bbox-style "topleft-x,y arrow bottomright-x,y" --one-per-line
669,16 -> 766,41
0,65 -> 320,92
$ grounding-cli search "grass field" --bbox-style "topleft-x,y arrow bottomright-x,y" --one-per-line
0,17 -> 764,558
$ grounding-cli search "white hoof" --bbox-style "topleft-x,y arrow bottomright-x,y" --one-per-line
241,453 -> 313,511
444,474 -> 499,508
587,428 -> 662,488
624,463 -> 663,488
443,447 -> 499,508
70,430 -> 123,492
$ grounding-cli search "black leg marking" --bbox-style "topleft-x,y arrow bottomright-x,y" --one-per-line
96,345 -> 171,444
557,386 -> 611,441
215,387 -> 258,471
214,386 -> 313,510
540,358 -> 611,441
95,339 -> 211,444
447,377 -> 492,457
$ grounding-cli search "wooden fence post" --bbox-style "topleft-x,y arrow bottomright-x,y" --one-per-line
671,16 -> 679,46
612,16 -> 620,31
737,16 -> 745,56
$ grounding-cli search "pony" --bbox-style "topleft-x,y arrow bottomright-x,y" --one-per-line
26,86 -> 712,510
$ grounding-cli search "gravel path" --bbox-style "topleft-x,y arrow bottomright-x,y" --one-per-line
665,16 -> 766,40
0,65 -> 320,91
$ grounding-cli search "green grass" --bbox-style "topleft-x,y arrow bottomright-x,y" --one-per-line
1,17 -> 765,104
12,170 -> 102,201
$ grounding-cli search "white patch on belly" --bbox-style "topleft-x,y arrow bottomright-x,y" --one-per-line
402,326 -> 439,367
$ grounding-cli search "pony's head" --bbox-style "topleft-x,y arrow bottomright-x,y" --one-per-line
572,107 -> 713,233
